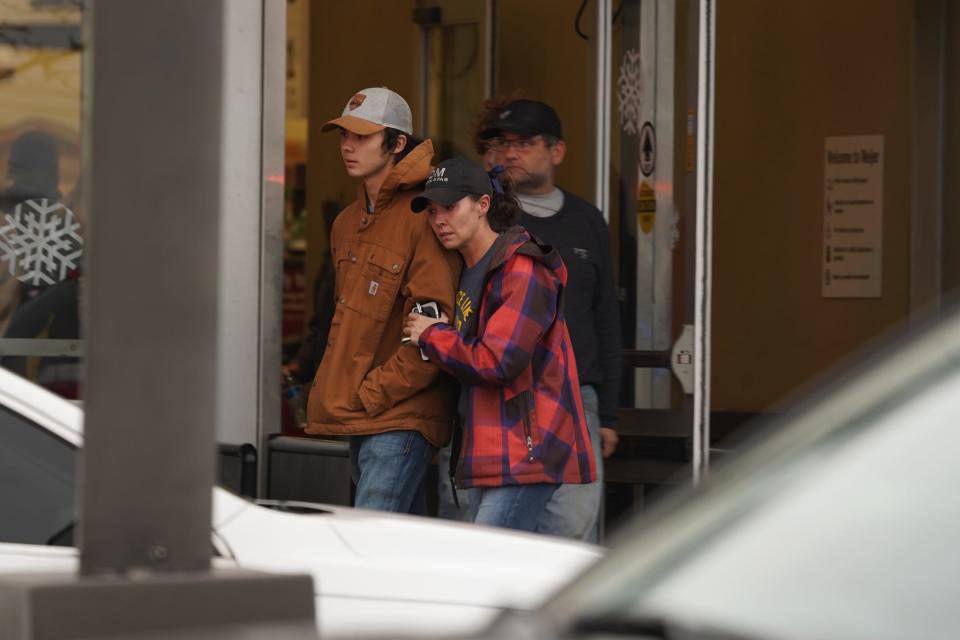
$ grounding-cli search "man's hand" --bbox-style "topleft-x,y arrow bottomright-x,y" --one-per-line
403,310 -> 448,346
600,427 -> 619,458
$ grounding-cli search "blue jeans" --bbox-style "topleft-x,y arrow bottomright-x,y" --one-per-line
468,483 -> 558,532
349,430 -> 435,514
536,385 -> 604,542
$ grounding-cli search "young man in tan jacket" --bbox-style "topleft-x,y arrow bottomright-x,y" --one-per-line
305,87 -> 460,513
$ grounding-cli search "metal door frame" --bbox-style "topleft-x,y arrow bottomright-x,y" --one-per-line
602,0 -> 715,483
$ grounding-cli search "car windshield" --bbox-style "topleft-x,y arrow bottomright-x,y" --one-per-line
542,315 -> 960,640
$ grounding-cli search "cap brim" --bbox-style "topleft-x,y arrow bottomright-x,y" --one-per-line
410,187 -> 469,213
479,122 -> 538,140
321,115 -> 386,135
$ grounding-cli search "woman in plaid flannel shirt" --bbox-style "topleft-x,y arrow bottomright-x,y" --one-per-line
404,157 -> 595,533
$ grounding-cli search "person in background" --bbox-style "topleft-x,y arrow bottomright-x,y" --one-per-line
284,266 -> 334,384
474,96 -> 514,171
480,99 -> 622,542
1,130 -> 79,308
404,157 -> 595,532
282,201 -> 341,432
305,87 -> 460,514
0,130 -> 83,398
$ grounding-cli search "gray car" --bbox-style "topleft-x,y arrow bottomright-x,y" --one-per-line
488,307 -> 960,640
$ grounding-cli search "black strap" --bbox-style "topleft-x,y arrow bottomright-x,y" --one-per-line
448,416 -> 463,508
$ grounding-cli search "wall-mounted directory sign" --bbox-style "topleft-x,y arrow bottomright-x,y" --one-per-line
822,135 -> 884,298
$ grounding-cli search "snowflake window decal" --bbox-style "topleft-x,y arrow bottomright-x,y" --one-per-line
618,49 -> 642,136
0,199 -> 83,287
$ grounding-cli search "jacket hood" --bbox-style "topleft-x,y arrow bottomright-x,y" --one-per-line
363,138 -> 435,210
491,225 -> 567,284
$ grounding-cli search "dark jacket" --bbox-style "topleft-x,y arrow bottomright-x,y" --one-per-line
519,189 -> 622,427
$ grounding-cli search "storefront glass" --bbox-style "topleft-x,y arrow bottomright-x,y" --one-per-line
0,0 -> 84,399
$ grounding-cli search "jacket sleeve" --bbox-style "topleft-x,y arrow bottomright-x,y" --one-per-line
593,216 -> 623,428
421,255 -> 558,387
356,224 -> 460,417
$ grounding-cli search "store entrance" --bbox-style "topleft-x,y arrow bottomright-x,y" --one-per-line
603,0 -> 712,522
414,0 -> 713,525
292,1 -> 716,532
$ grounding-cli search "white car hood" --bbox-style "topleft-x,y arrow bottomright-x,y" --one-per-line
214,492 -> 601,611
0,366 -> 603,637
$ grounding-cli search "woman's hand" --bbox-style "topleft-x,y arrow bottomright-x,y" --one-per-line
403,310 -> 448,346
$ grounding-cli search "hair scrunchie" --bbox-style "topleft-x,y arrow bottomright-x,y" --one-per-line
488,164 -> 506,195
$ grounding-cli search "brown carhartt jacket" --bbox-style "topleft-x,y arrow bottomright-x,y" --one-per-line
305,140 -> 461,446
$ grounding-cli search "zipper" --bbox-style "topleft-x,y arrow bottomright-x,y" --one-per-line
521,392 -> 535,462
449,472 -> 461,508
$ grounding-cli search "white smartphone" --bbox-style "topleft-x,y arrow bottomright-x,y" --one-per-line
413,301 -> 440,318
404,301 -> 440,360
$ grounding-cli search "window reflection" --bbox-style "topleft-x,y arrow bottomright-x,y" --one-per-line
0,0 -> 84,399
0,404 -> 76,546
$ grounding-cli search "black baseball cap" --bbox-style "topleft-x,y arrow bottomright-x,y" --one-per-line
479,99 -> 563,140
411,157 -> 492,213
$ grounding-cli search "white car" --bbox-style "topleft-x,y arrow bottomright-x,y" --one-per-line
0,367 -> 602,638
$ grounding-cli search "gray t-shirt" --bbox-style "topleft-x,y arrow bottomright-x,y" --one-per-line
455,238 -> 499,336
517,188 -> 564,218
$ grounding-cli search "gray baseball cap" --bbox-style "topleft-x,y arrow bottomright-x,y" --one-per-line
321,87 -> 413,135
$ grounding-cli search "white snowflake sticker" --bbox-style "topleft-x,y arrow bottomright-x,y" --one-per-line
617,49 -> 642,136
0,199 -> 83,287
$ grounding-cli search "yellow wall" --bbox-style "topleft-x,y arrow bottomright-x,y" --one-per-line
496,0 -> 595,199
711,0 -> 914,411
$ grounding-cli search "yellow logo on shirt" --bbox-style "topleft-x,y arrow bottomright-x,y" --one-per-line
455,290 -> 474,331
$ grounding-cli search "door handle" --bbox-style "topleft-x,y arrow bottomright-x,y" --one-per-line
671,324 -> 695,394
621,324 -> 694,394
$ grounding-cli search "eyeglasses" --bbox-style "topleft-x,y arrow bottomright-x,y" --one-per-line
486,136 -> 543,153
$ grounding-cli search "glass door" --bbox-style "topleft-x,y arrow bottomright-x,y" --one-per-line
414,0 -> 716,523
0,0 -> 85,400
416,0 -> 492,161
608,0 -> 715,513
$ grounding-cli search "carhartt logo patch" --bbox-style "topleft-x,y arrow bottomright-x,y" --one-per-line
368,280 -> 379,295
348,93 -> 367,110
